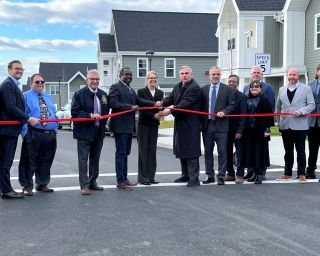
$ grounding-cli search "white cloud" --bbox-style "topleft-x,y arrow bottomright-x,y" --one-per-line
0,37 -> 96,51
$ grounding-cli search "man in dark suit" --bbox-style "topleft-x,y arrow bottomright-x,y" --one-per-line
71,69 -> 109,195
0,60 -> 38,199
200,66 -> 234,185
242,65 -> 275,180
108,67 -> 160,191
225,74 -> 247,184
159,66 -> 202,187
307,64 -> 320,180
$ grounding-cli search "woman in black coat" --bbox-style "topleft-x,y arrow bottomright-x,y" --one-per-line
137,71 -> 164,185
241,81 -> 274,184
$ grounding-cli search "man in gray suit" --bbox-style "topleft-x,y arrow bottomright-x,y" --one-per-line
200,66 -> 234,185
276,68 -> 315,183
306,65 -> 320,180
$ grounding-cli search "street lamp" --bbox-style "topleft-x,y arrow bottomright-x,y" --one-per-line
146,50 -> 154,71
57,75 -> 62,109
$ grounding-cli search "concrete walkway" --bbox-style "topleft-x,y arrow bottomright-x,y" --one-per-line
157,128 -> 314,168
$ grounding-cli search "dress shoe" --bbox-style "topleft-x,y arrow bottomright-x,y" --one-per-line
224,175 -> 235,181
36,186 -> 54,192
140,182 -> 151,185
235,176 -> 244,184
187,181 -> 200,187
1,191 -> 24,199
80,187 -> 91,195
202,177 -> 215,184
22,187 -> 33,196
306,172 -> 316,179
276,175 -> 292,181
173,176 -> 190,183
298,175 -> 307,183
247,175 -> 256,182
254,175 -> 263,184
243,170 -> 254,179
217,178 -> 225,185
89,185 -> 104,191
117,183 -> 132,191
149,181 -> 159,184
124,180 -> 137,186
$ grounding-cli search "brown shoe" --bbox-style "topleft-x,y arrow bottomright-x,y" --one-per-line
22,188 -> 33,196
235,176 -> 244,184
117,183 -> 133,191
124,180 -> 137,186
80,187 -> 91,195
298,175 -> 307,183
224,175 -> 236,181
276,175 -> 292,181
36,186 -> 54,192
89,185 -> 104,191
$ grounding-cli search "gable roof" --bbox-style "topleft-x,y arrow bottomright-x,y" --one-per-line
99,33 -> 116,53
39,62 -> 97,82
235,0 -> 286,11
111,10 -> 218,53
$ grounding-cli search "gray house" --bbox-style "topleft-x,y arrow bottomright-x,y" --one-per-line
39,62 -> 97,108
98,10 -> 219,93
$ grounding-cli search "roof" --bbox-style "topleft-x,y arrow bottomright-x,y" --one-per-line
39,62 -> 97,82
111,10 -> 218,53
99,33 -> 116,53
235,0 -> 286,11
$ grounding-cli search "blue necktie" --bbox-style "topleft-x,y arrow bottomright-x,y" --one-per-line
210,85 -> 216,119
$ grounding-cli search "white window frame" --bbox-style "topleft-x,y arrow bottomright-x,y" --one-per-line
164,58 -> 176,78
315,13 -> 320,50
50,84 -> 60,95
137,58 -> 148,78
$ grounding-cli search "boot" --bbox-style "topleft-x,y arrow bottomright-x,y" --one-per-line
254,175 -> 263,184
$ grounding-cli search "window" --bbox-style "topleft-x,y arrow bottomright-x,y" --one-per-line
315,14 -> 320,49
244,31 -> 252,48
103,59 -> 109,65
104,70 -> 108,76
137,58 -> 148,77
50,84 -> 60,95
165,58 -> 176,78
227,38 -> 235,50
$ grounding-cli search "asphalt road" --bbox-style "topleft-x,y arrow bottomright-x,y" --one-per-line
0,130 -> 320,256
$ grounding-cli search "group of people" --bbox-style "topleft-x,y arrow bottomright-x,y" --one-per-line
0,60 -> 320,199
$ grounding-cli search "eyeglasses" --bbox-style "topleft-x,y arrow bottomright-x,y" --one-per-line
13,68 -> 25,72
250,85 -> 260,89
148,77 -> 158,80
34,80 -> 45,85
88,78 -> 100,81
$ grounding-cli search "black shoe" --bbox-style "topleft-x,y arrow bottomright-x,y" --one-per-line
262,175 -> 267,181
140,182 -> 151,185
306,172 -> 316,179
217,178 -> 225,185
149,181 -> 159,184
202,177 -> 215,184
247,175 -> 256,182
174,176 -> 190,183
243,171 -> 254,180
254,175 -> 263,184
1,191 -> 24,199
89,185 -> 104,191
187,181 -> 200,187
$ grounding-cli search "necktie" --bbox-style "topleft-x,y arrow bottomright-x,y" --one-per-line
210,86 -> 216,119
317,81 -> 320,98
39,93 -> 48,126
94,94 -> 100,126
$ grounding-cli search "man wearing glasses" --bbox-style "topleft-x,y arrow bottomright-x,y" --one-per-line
0,60 -> 38,199
18,73 -> 59,196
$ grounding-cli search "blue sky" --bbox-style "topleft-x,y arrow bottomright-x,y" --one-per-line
0,0 -> 221,83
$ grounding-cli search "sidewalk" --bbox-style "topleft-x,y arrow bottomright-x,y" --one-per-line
157,128 -> 312,167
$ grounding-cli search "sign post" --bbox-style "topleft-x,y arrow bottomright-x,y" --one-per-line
255,53 -> 271,75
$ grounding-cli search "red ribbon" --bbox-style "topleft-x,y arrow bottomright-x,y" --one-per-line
0,106 -> 319,125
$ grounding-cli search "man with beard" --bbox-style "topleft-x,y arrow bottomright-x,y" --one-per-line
108,67 -> 161,191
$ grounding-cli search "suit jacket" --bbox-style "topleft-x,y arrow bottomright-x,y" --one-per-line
308,79 -> 320,127
243,81 -> 275,111
229,90 -> 247,134
276,82 -> 315,130
200,82 -> 235,132
137,87 -> 164,126
0,76 -> 29,136
108,81 -> 154,133
71,86 -> 109,140
162,78 -> 201,158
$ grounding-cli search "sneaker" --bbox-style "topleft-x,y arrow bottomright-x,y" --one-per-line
235,176 -> 244,184
276,175 -> 292,181
298,175 -> 307,183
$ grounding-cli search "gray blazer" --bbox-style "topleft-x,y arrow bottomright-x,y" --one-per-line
308,80 -> 320,127
276,82 -> 315,130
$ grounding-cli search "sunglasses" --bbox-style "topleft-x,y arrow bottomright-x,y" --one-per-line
250,85 -> 260,89
34,80 -> 45,85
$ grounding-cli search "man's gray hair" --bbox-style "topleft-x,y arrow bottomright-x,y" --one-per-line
87,69 -> 100,77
